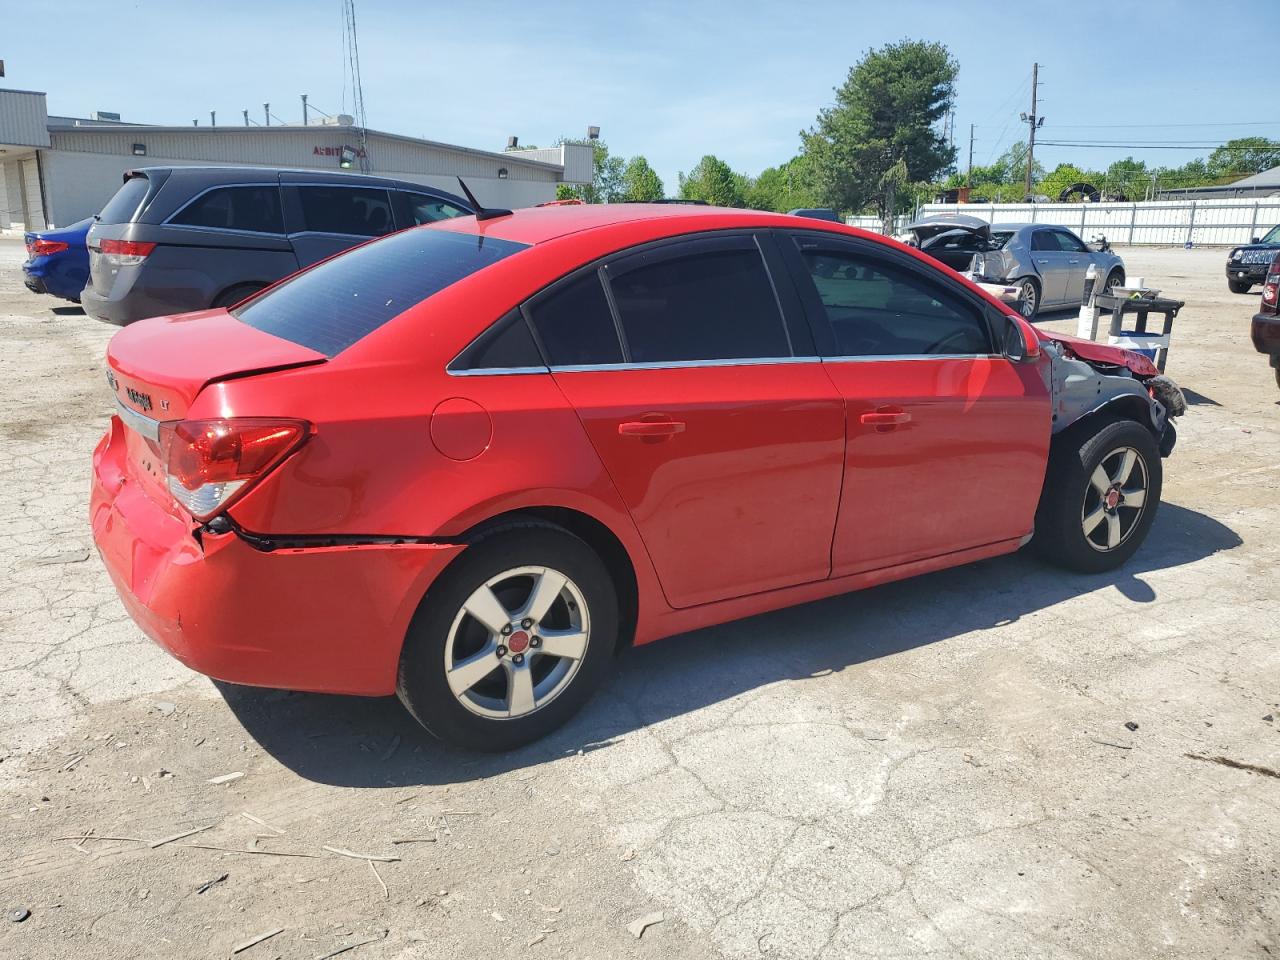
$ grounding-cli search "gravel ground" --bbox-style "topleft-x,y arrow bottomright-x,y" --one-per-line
0,239 -> 1277,960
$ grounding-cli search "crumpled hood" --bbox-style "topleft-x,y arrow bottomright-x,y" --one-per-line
1035,328 -> 1160,377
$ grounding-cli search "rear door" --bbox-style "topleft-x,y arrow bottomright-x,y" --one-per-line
1029,228 -> 1070,305
531,233 -> 846,610
283,184 -> 396,265
781,232 -> 1050,577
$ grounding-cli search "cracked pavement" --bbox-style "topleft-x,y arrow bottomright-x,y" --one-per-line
0,239 -> 1277,959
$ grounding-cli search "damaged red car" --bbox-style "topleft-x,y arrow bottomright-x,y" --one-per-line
91,204 -> 1187,750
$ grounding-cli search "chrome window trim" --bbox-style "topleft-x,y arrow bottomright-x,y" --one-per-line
114,394 -> 162,442
447,365 -> 550,377
822,353 -> 1004,363
548,356 -> 822,374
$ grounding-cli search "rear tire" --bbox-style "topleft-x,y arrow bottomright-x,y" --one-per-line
1016,277 -> 1040,320
1228,279 -> 1253,294
1032,418 -> 1162,573
397,523 -> 618,751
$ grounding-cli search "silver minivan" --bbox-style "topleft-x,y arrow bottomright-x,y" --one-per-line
82,166 -> 472,325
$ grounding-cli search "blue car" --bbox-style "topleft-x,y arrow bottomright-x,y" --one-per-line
23,218 -> 92,303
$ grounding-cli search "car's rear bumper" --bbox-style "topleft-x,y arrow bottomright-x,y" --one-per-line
90,417 -> 465,696
1252,311 -> 1280,361
22,273 -> 47,295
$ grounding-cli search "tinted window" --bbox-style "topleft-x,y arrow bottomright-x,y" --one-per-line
527,272 -> 623,366
798,249 -> 992,357
298,186 -> 394,236
170,186 -> 284,233
234,229 -> 527,357
1052,230 -> 1087,252
1030,230 -> 1058,252
609,246 -> 790,363
453,311 -> 543,370
404,192 -> 470,225
97,176 -> 151,224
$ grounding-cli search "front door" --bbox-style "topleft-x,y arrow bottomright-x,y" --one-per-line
527,235 -> 846,609
1030,228 -> 1071,305
782,233 -> 1051,576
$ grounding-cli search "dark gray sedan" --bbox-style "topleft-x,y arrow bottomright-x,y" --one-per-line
900,215 -> 1126,319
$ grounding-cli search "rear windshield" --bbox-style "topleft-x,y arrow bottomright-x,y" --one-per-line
989,231 -> 1014,249
233,227 -> 527,356
97,176 -> 151,225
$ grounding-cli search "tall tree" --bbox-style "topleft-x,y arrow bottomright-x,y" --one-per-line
556,138 -> 625,203
620,156 -> 665,201
677,155 -> 746,207
1207,137 -> 1280,178
746,156 -> 820,212
803,40 -> 958,231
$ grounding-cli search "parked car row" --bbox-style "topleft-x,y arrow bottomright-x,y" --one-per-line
1250,251 -> 1280,389
23,166 -> 472,323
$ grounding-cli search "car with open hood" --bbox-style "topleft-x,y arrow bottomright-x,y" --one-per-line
1226,224 -> 1280,293
900,215 -> 1126,319
91,203 -> 1185,750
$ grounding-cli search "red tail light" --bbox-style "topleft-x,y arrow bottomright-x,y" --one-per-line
158,418 -> 311,520
98,238 -> 157,265
27,238 -> 69,257
1264,253 -> 1280,311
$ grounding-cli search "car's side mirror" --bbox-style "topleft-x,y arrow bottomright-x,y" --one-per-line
1000,312 -> 1040,362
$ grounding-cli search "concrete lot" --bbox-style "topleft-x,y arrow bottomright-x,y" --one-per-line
0,238 -> 1277,960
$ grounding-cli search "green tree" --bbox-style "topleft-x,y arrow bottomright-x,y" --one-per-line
746,156 -> 821,212
1207,137 -> 1280,178
620,155 -> 665,201
1103,157 -> 1150,200
556,138 -> 625,203
803,39 -> 958,231
1039,163 -> 1099,201
677,155 -> 747,207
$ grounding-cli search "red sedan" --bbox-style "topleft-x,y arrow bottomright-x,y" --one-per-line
91,204 -> 1186,750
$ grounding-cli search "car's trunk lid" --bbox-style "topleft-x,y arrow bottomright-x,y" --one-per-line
106,311 -> 326,510
903,214 -> 991,244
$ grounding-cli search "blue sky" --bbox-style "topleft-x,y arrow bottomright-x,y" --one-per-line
7,0 -> 1276,192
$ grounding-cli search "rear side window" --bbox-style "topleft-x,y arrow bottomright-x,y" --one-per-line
797,248 -> 992,357
234,229 -> 527,357
169,186 -> 284,234
298,186 -> 394,237
608,246 -> 790,363
527,272 -> 624,366
452,311 -> 543,371
403,192 -> 470,225
97,176 -> 151,224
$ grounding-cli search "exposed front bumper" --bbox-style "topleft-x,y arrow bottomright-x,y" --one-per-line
1226,263 -> 1269,283
1252,311 -> 1280,361
90,417 -> 465,696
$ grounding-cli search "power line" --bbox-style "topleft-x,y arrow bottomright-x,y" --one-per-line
1038,140 -> 1280,150
1046,120 -> 1280,129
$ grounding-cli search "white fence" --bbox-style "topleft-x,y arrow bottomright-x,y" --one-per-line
847,197 -> 1280,247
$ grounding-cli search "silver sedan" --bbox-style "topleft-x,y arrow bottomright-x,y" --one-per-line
901,215 -> 1127,319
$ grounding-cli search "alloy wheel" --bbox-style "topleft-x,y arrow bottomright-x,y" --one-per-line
443,566 -> 591,719
1081,446 -> 1149,552
1019,280 -> 1038,317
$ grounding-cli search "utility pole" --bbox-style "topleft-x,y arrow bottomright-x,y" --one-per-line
967,123 -> 975,188
1020,63 -> 1044,200
301,94 -> 309,127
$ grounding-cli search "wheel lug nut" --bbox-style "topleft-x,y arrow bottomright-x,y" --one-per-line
501,624 -> 512,636
496,645 -> 507,657
512,653 -> 525,665
521,618 -> 533,630
530,636 -> 541,648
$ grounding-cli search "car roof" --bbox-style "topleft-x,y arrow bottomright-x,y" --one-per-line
991,222 -> 1071,232
129,165 -> 465,195
430,203 -> 829,246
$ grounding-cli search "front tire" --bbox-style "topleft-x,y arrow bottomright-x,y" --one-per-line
1103,268 -> 1125,297
397,523 -> 618,751
1033,418 -> 1163,573
1228,279 -> 1253,294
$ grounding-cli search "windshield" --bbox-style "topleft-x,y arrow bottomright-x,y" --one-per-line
1260,225 -> 1280,244
233,227 -> 527,357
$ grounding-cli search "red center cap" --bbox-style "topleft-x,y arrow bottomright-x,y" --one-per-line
1105,489 -> 1121,510
508,630 -> 530,654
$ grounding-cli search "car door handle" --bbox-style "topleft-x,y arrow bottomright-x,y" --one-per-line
1035,258 -> 1049,264
1069,259 -> 1080,264
860,409 -> 912,426
618,419 -> 686,438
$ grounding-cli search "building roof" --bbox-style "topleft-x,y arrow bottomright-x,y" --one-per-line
1225,165 -> 1280,189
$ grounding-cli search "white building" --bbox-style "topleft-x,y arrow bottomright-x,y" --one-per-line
0,88 -> 594,232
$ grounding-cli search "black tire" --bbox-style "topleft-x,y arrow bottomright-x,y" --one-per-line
212,283 -> 266,309
1016,277 -> 1041,320
1228,279 -> 1253,294
1103,268 -> 1125,297
397,523 -> 618,751
1032,417 -> 1163,573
